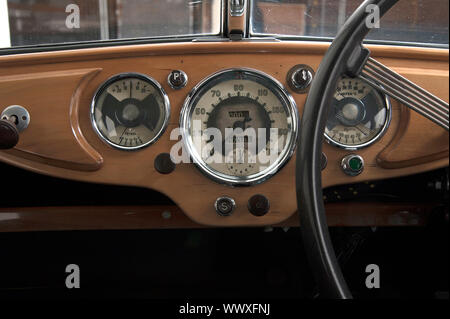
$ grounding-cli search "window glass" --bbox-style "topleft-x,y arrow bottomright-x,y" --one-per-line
0,0 -> 222,48
250,0 -> 449,46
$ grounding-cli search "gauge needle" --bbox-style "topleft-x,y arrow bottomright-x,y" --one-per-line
102,94 -> 121,124
232,116 -> 252,130
355,125 -> 369,136
119,127 -> 128,143
335,112 -> 347,123
224,116 -> 252,145
130,81 -> 132,98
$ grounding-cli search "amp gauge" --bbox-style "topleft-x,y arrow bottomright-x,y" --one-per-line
325,77 -> 391,150
91,73 -> 170,150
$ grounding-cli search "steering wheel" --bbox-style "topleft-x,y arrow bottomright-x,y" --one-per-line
296,0 -> 449,299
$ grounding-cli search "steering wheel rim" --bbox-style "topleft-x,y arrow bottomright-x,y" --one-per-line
296,0 -> 399,299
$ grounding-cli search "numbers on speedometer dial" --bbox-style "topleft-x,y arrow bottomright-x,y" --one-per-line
324,77 -> 391,150
180,69 -> 298,186
91,73 -> 170,150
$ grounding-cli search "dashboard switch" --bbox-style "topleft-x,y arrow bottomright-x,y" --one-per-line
215,197 -> 236,216
168,70 -> 188,90
248,194 -> 270,216
154,153 -> 176,174
287,65 -> 314,93
0,118 -> 19,149
341,154 -> 364,176
1,105 -> 30,133
0,105 -> 30,149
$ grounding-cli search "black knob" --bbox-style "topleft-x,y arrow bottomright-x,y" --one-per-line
248,194 -> 270,217
0,118 -> 19,149
215,197 -> 236,216
154,153 -> 176,174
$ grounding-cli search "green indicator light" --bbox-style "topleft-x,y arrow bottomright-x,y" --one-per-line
349,157 -> 363,171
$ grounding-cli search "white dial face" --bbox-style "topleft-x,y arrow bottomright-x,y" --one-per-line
92,74 -> 169,150
182,69 -> 298,185
325,78 -> 390,149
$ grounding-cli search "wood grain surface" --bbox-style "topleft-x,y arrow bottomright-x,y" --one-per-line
0,41 -> 448,228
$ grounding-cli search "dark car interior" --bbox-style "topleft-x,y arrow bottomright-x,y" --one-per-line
0,0 -> 448,302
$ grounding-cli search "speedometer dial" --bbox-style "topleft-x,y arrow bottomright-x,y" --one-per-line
325,77 -> 391,150
91,73 -> 170,150
180,68 -> 298,186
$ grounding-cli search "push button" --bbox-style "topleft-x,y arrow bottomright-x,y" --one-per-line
248,194 -> 270,217
154,153 -> 176,174
168,70 -> 188,90
215,197 -> 236,216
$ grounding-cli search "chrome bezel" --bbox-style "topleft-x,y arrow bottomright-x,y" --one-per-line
341,154 -> 365,177
324,84 -> 392,151
180,68 -> 299,186
1,105 -> 30,132
90,72 -> 170,151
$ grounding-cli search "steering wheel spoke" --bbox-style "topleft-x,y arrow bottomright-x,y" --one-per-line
359,56 -> 449,130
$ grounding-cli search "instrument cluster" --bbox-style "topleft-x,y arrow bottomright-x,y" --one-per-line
90,67 -> 391,185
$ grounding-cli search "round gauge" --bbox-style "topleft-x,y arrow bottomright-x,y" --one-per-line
180,68 -> 298,186
325,77 -> 391,150
91,73 -> 170,150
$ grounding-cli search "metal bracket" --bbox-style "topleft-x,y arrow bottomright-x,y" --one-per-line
1,105 -> 30,132
227,0 -> 248,40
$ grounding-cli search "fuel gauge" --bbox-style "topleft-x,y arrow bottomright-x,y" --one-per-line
91,73 -> 170,150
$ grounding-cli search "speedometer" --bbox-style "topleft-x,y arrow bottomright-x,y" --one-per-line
180,68 -> 298,186
325,77 -> 391,150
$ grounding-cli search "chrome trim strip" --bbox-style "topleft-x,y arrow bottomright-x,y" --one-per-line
359,57 -> 449,131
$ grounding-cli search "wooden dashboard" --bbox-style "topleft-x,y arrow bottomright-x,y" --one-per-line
0,41 -> 448,229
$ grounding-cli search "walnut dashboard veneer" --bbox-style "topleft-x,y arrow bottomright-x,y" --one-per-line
0,42 -> 448,228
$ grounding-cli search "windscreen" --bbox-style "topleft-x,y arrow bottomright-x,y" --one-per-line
250,0 -> 449,46
0,0 -> 222,48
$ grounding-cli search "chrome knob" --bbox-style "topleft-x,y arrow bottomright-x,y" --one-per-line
287,65 -> 315,93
